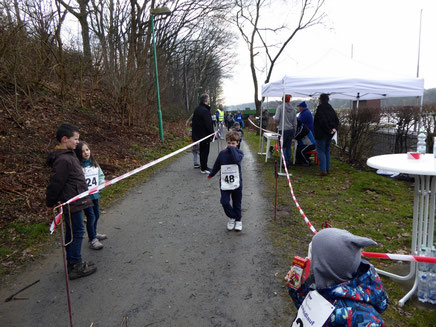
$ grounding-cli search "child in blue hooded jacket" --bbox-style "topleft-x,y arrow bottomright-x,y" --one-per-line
208,131 -> 244,231
288,228 -> 389,327
75,142 -> 107,250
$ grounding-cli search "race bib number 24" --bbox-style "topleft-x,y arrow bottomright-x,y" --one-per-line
83,167 -> 99,190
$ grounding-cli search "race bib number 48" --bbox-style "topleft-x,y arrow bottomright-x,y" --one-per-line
83,167 -> 99,190
220,164 -> 240,190
291,291 -> 335,327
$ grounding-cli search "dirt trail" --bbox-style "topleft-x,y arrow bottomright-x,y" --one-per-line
0,139 -> 291,326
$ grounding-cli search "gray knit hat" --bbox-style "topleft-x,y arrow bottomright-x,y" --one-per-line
311,228 -> 377,289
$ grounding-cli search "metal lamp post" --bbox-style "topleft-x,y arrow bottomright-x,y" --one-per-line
150,6 -> 171,141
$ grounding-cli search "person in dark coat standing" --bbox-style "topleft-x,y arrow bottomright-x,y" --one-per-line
192,94 -> 214,174
313,93 -> 339,176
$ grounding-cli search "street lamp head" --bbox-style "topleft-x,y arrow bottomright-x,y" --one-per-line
150,7 -> 172,16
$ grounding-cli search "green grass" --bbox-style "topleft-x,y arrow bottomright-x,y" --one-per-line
244,130 -> 436,326
0,221 -> 51,276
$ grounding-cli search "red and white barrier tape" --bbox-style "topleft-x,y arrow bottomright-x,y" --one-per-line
50,130 -> 218,233
250,119 -> 436,265
361,251 -> 436,264
277,130 -> 318,234
247,117 -> 279,135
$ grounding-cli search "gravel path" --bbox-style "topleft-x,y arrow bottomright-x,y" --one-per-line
0,139 -> 291,326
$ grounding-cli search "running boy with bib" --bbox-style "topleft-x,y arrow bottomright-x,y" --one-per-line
208,131 -> 244,231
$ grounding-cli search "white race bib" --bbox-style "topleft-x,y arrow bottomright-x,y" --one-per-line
83,167 -> 99,190
291,291 -> 335,327
220,164 -> 240,190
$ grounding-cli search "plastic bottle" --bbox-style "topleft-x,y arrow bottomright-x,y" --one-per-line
418,271 -> 428,303
417,131 -> 426,154
419,246 -> 429,272
433,137 -> 436,158
428,273 -> 436,304
431,246 -> 436,274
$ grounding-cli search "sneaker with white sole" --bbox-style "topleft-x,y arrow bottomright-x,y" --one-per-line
201,169 -> 211,174
227,218 -> 236,230
96,233 -> 107,240
89,238 -> 103,250
234,221 -> 242,231
194,163 -> 200,168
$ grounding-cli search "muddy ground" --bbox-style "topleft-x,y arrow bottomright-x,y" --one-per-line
0,140 -> 293,326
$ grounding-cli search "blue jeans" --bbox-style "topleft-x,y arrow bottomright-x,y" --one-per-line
83,199 -> 100,241
279,129 -> 295,166
316,138 -> 332,172
220,186 -> 243,221
64,209 -> 85,265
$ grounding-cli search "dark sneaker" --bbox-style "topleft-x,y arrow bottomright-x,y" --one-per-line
194,163 -> 200,168
67,260 -> 95,273
68,261 -> 97,280
200,169 -> 211,174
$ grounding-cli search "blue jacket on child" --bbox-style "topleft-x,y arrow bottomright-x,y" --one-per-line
209,146 -> 244,184
289,260 -> 388,327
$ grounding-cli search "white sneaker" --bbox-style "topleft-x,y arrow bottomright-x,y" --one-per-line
234,221 -> 242,231
89,238 -> 103,250
201,169 -> 211,174
96,233 -> 107,240
227,218 -> 236,231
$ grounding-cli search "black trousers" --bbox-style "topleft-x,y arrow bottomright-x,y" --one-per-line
296,144 -> 316,164
199,140 -> 210,170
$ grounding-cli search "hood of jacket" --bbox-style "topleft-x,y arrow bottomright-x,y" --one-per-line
46,147 -> 74,168
319,261 -> 389,326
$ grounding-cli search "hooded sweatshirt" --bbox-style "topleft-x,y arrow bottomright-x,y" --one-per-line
46,148 -> 93,213
288,228 -> 388,327
274,102 -> 297,132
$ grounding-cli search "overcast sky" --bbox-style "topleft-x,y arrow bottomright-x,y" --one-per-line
222,0 -> 436,105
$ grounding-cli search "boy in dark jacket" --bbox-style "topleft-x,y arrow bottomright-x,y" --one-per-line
208,131 -> 244,231
46,123 -> 97,280
232,122 -> 244,149
288,228 -> 388,326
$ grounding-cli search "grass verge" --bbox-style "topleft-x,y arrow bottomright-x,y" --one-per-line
244,130 -> 436,326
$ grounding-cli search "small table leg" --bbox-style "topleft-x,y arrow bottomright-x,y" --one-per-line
265,138 -> 271,163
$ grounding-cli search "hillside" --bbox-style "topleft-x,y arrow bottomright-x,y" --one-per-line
0,88 -> 187,276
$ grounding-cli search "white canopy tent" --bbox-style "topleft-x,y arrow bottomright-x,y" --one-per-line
261,75 -> 424,101
259,60 -> 425,174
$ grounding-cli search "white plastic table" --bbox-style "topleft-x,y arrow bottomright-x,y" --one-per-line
263,132 -> 279,162
367,153 -> 436,306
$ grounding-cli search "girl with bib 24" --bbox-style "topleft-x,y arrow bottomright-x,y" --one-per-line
75,142 -> 107,250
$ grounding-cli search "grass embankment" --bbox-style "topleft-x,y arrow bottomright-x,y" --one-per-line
0,133 -> 191,279
244,131 -> 436,326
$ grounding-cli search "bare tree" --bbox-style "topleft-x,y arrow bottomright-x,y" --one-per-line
58,0 -> 92,66
235,0 -> 326,114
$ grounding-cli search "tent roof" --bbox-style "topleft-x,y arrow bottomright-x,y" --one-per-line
261,51 -> 424,100
261,75 -> 425,100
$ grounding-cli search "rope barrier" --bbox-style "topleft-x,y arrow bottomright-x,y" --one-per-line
249,119 -> 436,264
